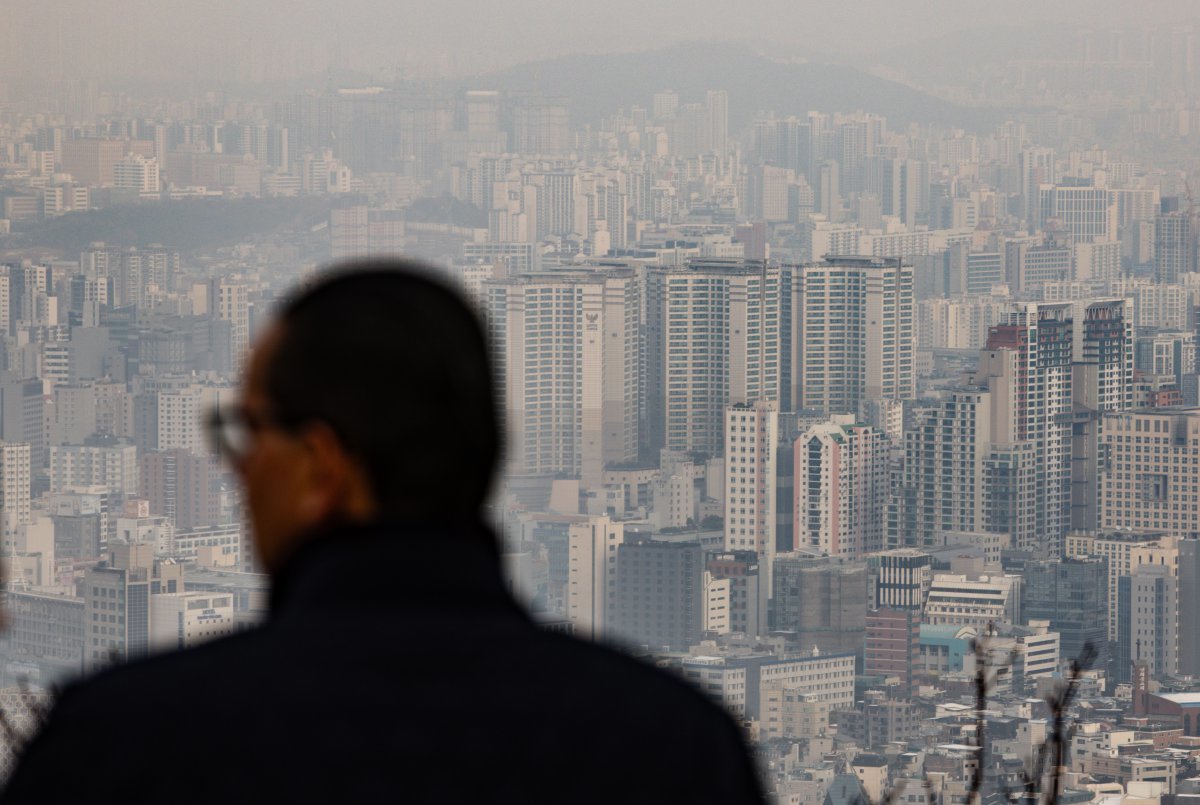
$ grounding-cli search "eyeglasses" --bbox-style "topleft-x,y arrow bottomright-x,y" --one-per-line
205,404 -> 289,464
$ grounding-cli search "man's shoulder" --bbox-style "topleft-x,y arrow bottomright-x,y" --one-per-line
520,629 -> 735,725
53,627 -> 275,718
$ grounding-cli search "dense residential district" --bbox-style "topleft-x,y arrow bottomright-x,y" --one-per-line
3,26 -> 1200,804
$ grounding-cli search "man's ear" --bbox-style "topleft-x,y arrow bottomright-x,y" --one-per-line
299,422 -> 377,522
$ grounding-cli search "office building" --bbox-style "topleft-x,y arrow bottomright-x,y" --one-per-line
566,516 -> 624,642
706,551 -> 768,638
868,549 -> 933,611
1154,210 -> 1195,284
772,554 -> 867,657
1021,556 -> 1109,671
682,652 -> 855,723
5,591 -> 85,680
82,565 -> 151,673
864,607 -> 920,692
1065,530 -> 1178,643
1178,539 -> 1200,677
1117,564 -> 1178,682
1098,409 -> 1200,541
149,592 -> 235,653
611,540 -> 703,652
923,572 -> 1022,631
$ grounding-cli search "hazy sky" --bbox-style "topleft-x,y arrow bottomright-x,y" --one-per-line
3,0 -> 1196,83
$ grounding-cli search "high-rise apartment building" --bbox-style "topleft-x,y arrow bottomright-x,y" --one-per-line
973,303 -> 1075,555
485,269 -> 639,486
901,298 -> 1131,550
796,256 -> 913,416
207,276 -> 251,370
511,97 -> 570,157
645,259 -> 789,456
1071,299 -> 1135,531
48,442 -> 139,498
724,401 -> 778,562
1040,185 -> 1112,243
140,449 -> 221,532
1019,147 -> 1056,224
792,415 -> 888,558
157,385 -> 234,455
706,90 -> 729,156
893,389 -> 994,550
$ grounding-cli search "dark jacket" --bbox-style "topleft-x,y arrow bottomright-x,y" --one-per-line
2,521 -> 765,803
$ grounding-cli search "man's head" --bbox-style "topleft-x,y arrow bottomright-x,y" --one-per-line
231,261 -> 499,573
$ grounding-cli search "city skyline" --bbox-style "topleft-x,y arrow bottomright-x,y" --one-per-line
2,4 -> 1200,801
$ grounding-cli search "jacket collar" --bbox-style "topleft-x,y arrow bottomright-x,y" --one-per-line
267,518 -> 518,618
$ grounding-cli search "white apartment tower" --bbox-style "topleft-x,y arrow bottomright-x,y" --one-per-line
724,401 -> 778,558
646,259 -> 789,456
796,256 -> 914,416
485,269 -> 639,487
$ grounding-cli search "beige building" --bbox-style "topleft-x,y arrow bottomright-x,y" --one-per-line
724,401 -> 778,558
150,592 -> 235,653
566,516 -> 624,642
0,442 -> 32,556
684,651 -> 855,739
1098,409 -> 1200,540
1065,530 -> 1178,642
923,572 -> 1022,630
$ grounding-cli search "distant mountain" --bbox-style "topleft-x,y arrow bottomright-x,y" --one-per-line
467,43 -> 998,132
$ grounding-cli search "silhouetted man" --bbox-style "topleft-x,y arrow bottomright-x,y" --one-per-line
2,262 -> 764,803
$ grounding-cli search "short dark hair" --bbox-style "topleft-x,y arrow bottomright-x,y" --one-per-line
264,260 -> 499,519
